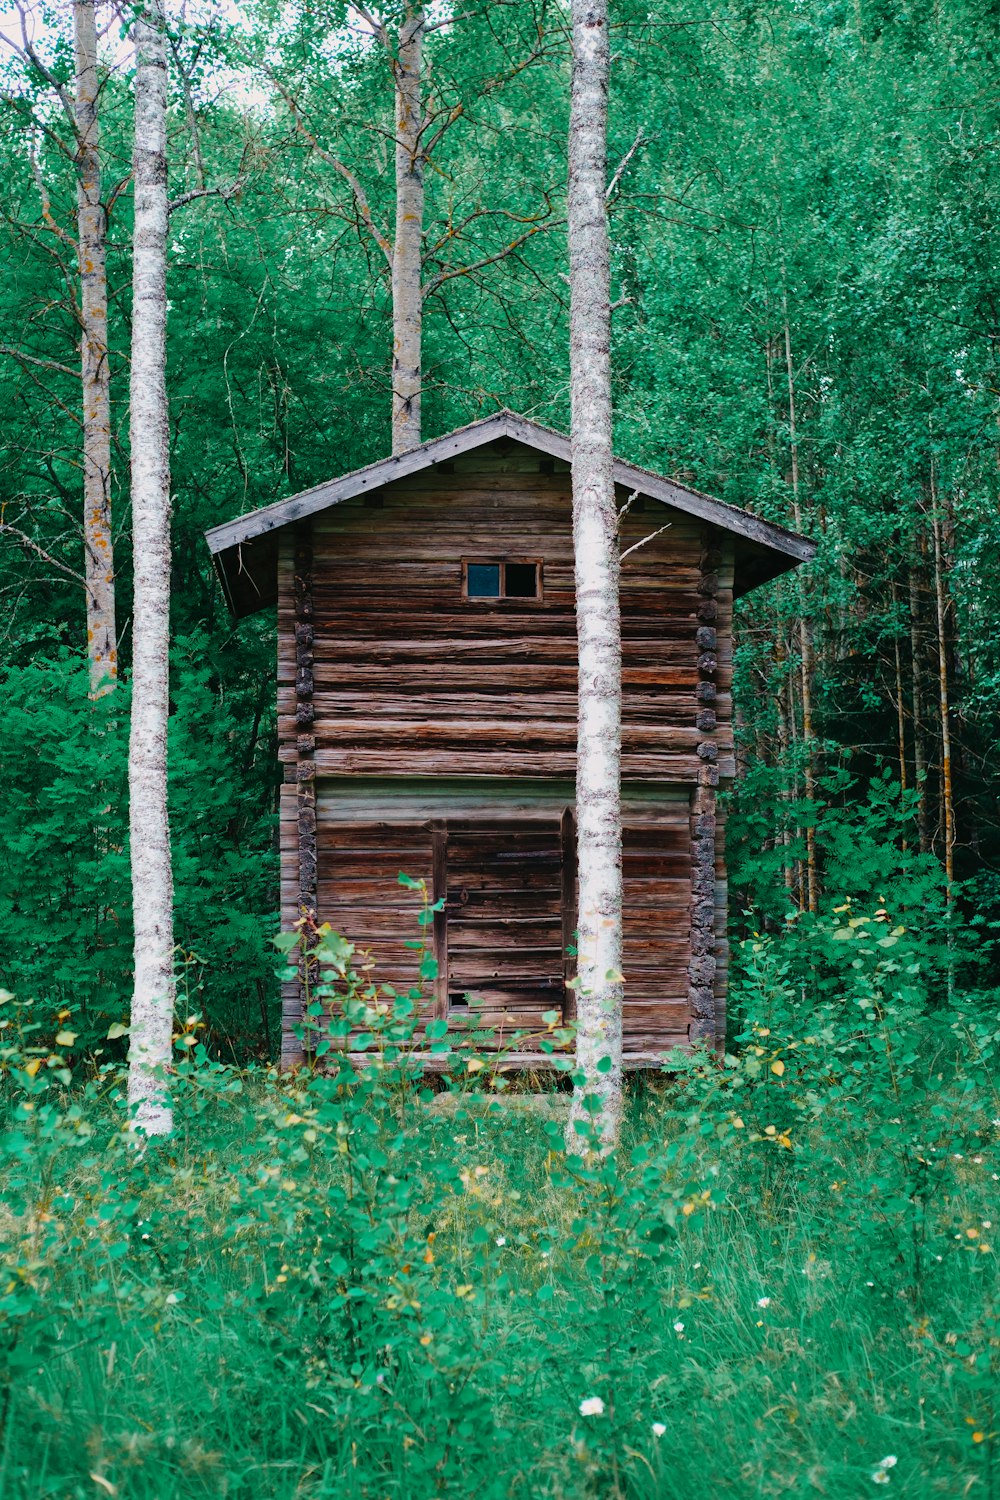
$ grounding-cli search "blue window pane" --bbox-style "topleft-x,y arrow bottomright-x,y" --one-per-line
467,563 -> 501,597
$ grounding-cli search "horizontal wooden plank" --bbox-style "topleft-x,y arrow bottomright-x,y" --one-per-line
306,750 -> 706,777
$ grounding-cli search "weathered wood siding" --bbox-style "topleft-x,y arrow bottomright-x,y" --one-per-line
276,443 -> 735,781
276,439 -> 736,1063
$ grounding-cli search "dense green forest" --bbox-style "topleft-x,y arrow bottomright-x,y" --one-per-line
3,5 -> 1000,1497
3,0 -> 998,1047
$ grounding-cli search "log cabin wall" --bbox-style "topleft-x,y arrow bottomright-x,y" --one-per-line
276,439 -> 735,1066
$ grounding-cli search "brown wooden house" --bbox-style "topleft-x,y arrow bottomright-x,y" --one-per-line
205,412 -> 815,1068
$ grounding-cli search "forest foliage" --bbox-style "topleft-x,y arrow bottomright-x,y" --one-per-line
3,0 -> 998,1043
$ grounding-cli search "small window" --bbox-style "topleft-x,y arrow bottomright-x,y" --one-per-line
463,558 -> 542,601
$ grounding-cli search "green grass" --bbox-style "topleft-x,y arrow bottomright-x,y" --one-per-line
1,1075 -> 998,1500
4,912 -> 1000,1499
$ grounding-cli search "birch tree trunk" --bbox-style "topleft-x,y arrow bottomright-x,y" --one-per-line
390,5 -> 424,454
74,0 -> 117,696
127,0 -> 174,1137
564,0 -> 623,1156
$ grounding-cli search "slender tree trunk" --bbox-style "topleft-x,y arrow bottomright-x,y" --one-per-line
565,0 -> 622,1156
127,0 -> 174,1137
930,477 -> 955,892
782,307 -> 817,912
891,579 -> 908,847
74,0 -> 117,696
390,6 -> 424,454
909,543 -> 931,853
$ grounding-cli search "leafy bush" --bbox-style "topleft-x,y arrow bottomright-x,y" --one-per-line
0,645 -> 277,1058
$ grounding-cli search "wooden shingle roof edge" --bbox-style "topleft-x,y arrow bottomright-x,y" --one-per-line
204,410 -> 817,618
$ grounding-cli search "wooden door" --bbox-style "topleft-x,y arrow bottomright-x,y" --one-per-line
440,816 -> 573,1043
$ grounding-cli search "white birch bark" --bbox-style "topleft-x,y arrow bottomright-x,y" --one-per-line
74,0 -> 117,697
565,0 -> 623,1155
390,5 -> 424,454
127,0 -> 174,1137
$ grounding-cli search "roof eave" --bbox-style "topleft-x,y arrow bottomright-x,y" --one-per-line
206,410 -> 816,619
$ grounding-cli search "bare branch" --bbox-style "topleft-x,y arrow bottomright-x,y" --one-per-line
606,127 -> 645,202
424,10 -> 474,32
422,218 -> 563,298
269,77 -> 394,269
420,102 -> 465,159
106,171 -> 133,216
616,488 -> 640,524
0,522 -> 86,585
1,1 -> 77,128
620,522 -> 672,562
168,178 -> 243,214
0,344 -> 78,377
350,1 -> 390,48
29,147 -> 77,250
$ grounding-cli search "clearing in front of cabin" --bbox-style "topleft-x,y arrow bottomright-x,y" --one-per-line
2,905 -> 998,1500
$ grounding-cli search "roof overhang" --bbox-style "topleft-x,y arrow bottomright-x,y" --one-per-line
205,410 -> 816,618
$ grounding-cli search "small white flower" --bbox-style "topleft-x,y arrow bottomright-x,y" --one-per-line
757,1296 -> 771,1308
984,1221 -> 993,1230
992,1118 -> 1000,1128
165,1292 -> 179,1306
496,1235 -> 506,1246
673,1321 -> 684,1333
579,1396 -> 605,1417
872,1473 -> 890,1486
878,1458 -> 898,1469
651,1422 -> 667,1438
974,1156 -> 984,1165
954,1153 -> 964,1160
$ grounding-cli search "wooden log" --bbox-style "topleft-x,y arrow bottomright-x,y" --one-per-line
283,526 -> 317,1068
688,528 -> 726,1048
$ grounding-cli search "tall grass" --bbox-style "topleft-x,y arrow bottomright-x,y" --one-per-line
2,908 -> 999,1498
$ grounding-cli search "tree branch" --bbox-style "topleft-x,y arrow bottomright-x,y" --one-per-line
0,522 -> 86,585
0,345 -> 78,378
606,128 -> 645,202
29,147 -> 78,250
422,219 -> 563,298
1,1 -> 77,129
168,178 -> 244,214
270,78 -> 394,269
620,523 -> 672,562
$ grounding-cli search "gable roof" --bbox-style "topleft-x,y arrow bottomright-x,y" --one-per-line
205,409 -> 816,618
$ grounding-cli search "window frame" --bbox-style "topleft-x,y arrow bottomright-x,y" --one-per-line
461,555 -> 544,605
